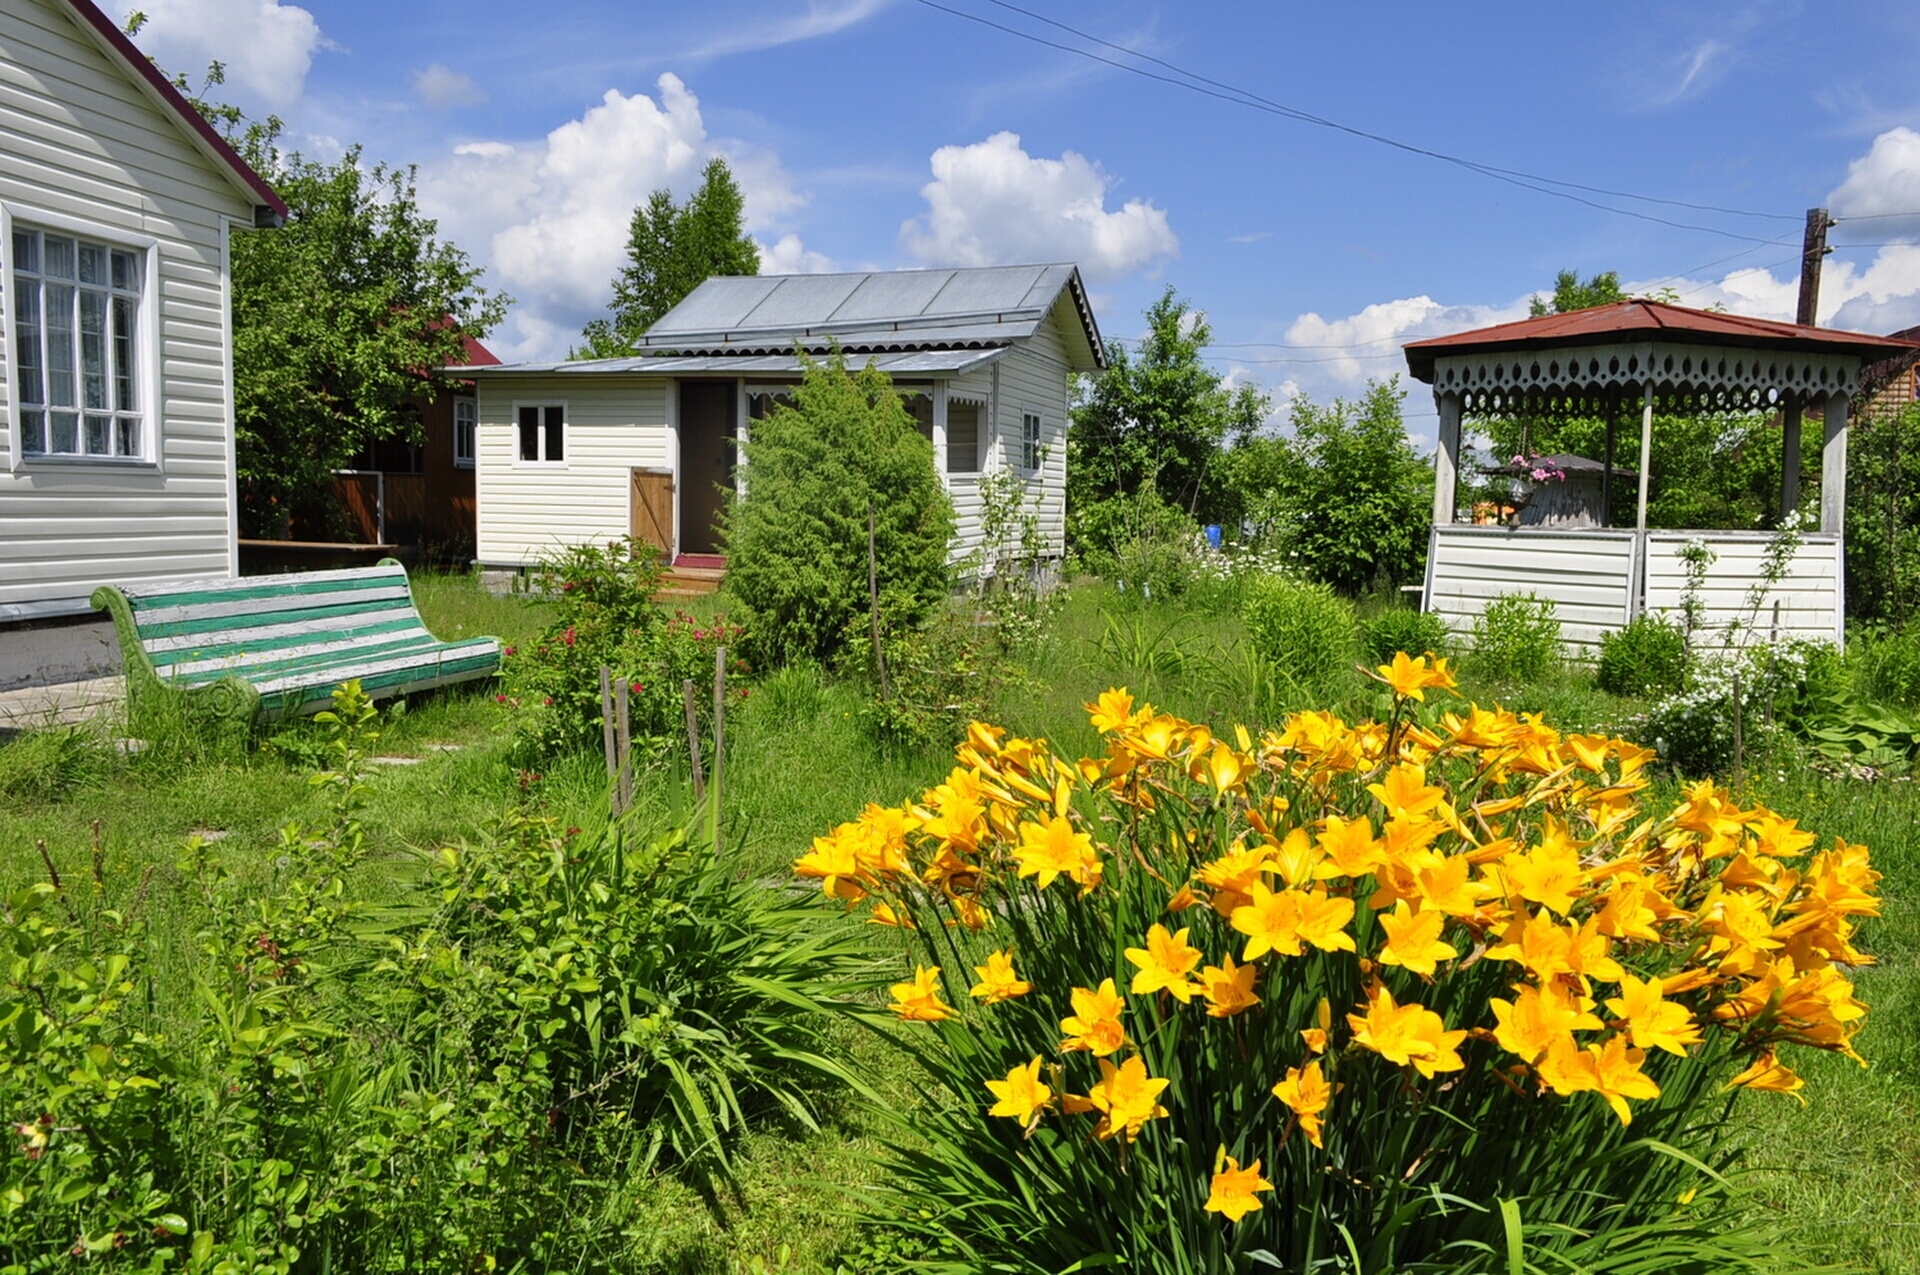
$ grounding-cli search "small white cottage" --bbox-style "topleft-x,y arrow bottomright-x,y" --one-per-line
458,264 -> 1105,575
0,0 -> 284,620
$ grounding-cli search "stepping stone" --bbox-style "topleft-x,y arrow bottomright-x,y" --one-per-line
367,756 -> 423,766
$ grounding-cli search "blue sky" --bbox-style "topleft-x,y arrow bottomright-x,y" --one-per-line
119,0 -> 1920,442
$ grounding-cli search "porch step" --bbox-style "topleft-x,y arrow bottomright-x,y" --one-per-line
658,564 -> 724,597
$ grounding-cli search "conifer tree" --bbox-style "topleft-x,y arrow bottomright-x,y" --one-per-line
580,158 -> 760,356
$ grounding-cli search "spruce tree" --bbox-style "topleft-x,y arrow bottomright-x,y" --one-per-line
580,158 -> 760,357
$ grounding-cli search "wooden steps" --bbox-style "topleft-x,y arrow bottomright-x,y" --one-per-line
659,561 -> 724,597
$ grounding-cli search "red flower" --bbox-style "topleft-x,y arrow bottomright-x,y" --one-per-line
542,696 -> 553,706
630,681 -> 644,694
503,645 -> 516,657
562,627 -> 577,647
495,694 -> 509,703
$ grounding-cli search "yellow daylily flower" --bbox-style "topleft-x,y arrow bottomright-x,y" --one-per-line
1060,979 -> 1128,1056
1198,953 -> 1260,1018
1087,688 -> 1138,734
1013,814 -> 1103,891
1271,1060 -> 1334,1148
1087,1055 -> 1170,1142
1490,982 -> 1601,1064
1375,900 -> 1457,978
1347,985 -> 1466,1078
1204,1154 -> 1274,1222
1605,973 -> 1702,1058
889,965 -> 954,1022
1727,1050 -> 1806,1102
1126,924 -> 1204,1002
985,1057 -> 1053,1123
969,951 -> 1032,1004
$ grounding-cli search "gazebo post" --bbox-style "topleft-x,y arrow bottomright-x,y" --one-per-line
1432,390 -> 1462,527
1781,398 -> 1803,516
1821,392 -> 1849,533
1634,381 -> 1654,531
1602,404 -> 1616,528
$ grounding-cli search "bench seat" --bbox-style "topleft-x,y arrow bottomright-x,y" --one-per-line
92,561 -> 502,734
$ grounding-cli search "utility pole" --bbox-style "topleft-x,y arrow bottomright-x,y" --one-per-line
1782,207 -> 1833,515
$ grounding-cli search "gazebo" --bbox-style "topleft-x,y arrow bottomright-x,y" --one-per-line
1403,301 -> 1920,650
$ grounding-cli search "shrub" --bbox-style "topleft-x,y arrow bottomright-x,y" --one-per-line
793,666 -> 1876,1272
1633,639 -> 1839,776
1357,607 -> 1449,666
1852,624 -> 1920,708
724,351 -> 955,667
1073,489 -> 1212,602
1241,574 -> 1357,696
501,539 -> 745,760
855,609 -> 1017,750
1596,613 -> 1687,698
1470,591 -> 1561,681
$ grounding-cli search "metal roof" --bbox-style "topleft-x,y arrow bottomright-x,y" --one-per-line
449,347 -> 1009,377
1404,300 -> 1920,383
634,263 -> 1106,369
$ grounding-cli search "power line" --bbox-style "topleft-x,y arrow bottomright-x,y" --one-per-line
913,0 -> 1794,243
1834,211 -> 1920,222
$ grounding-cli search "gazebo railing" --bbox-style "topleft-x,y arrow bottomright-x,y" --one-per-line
1423,525 -> 1844,652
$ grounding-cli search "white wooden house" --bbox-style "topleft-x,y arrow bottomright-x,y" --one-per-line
457,264 -> 1105,577
0,0 -> 284,621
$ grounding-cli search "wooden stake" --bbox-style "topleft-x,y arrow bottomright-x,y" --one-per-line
598,665 -> 617,787
614,675 -> 632,816
683,677 -> 706,805
869,499 -> 889,699
1732,670 -> 1745,792
711,647 -> 726,859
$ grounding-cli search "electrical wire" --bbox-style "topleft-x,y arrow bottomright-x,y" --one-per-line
912,0 -> 1794,243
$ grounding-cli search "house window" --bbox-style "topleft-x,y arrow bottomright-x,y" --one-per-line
902,392 -> 933,444
1021,412 -> 1042,472
947,400 -> 981,474
453,396 -> 477,468
11,226 -> 145,459
517,403 -> 565,464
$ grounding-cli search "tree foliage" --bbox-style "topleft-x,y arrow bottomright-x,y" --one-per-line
1067,288 -> 1268,534
229,124 -> 506,537
579,158 -> 760,357
1529,269 -> 1625,316
1846,402 -> 1920,625
723,352 -> 955,666
1228,378 -> 1432,594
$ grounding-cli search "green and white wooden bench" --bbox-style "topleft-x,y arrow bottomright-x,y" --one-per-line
91,561 -> 502,735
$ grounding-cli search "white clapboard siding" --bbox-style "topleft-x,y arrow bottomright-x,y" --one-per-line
1426,526 -> 1636,652
1643,532 -> 1843,645
0,0 -> 253,619
474,376 -> 672,566
992,312 -> 1071,557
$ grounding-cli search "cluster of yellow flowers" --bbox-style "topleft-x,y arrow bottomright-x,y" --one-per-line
795,652 -> 1879,1225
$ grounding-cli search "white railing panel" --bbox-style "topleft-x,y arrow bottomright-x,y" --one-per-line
1642,532 -> 1842,646
1426,527 -> 1635,652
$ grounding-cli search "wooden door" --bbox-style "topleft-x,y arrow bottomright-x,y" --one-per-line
630,468 -> 674,557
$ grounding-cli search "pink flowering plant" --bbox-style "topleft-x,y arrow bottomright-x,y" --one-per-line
1509,454 -> 1569,484
501,538 -> 748,760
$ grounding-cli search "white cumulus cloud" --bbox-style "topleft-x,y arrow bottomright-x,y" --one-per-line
413,63 -> 486,110
755,233 -> 835,275
119,0 -> 323,108
418,74 -> 805,361
1827,127 -> 1920,239
900,132 -> 1176,283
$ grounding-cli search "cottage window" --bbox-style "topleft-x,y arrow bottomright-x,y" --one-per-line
516,403 -> 565,464
453,396 -> 477,468
902,392 -> 934,444
11,226 -> 145,460
947,400 -> 981,474
1021,412 -> 1043,472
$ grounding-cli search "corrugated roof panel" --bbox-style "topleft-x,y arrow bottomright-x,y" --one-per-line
919,264 -> 1057,317
649,276 -> 784,334
830,270 -> 957,322
449,348 -> 1008,377
735,274 -> 866,330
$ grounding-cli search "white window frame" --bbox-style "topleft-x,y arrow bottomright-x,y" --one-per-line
946,395 -> 986,477
511,400 -> 567,467
453,394 -> 477,469
3,204 -> 160,471
1020,409 -> 1043,474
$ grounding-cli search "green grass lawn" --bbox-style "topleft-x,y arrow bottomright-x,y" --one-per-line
0,570 -> 1914,1272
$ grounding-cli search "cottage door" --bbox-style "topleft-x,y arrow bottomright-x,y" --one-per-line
630,468 -> 674,557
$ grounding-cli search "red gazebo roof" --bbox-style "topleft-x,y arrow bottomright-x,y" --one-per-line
1404,299 -> 1920,384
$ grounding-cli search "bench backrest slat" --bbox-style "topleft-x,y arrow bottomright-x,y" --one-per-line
117,564 -> 438,689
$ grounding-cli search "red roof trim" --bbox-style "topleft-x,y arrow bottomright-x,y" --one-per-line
1403,299 -> 1920,382
54,0 -> 286,219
